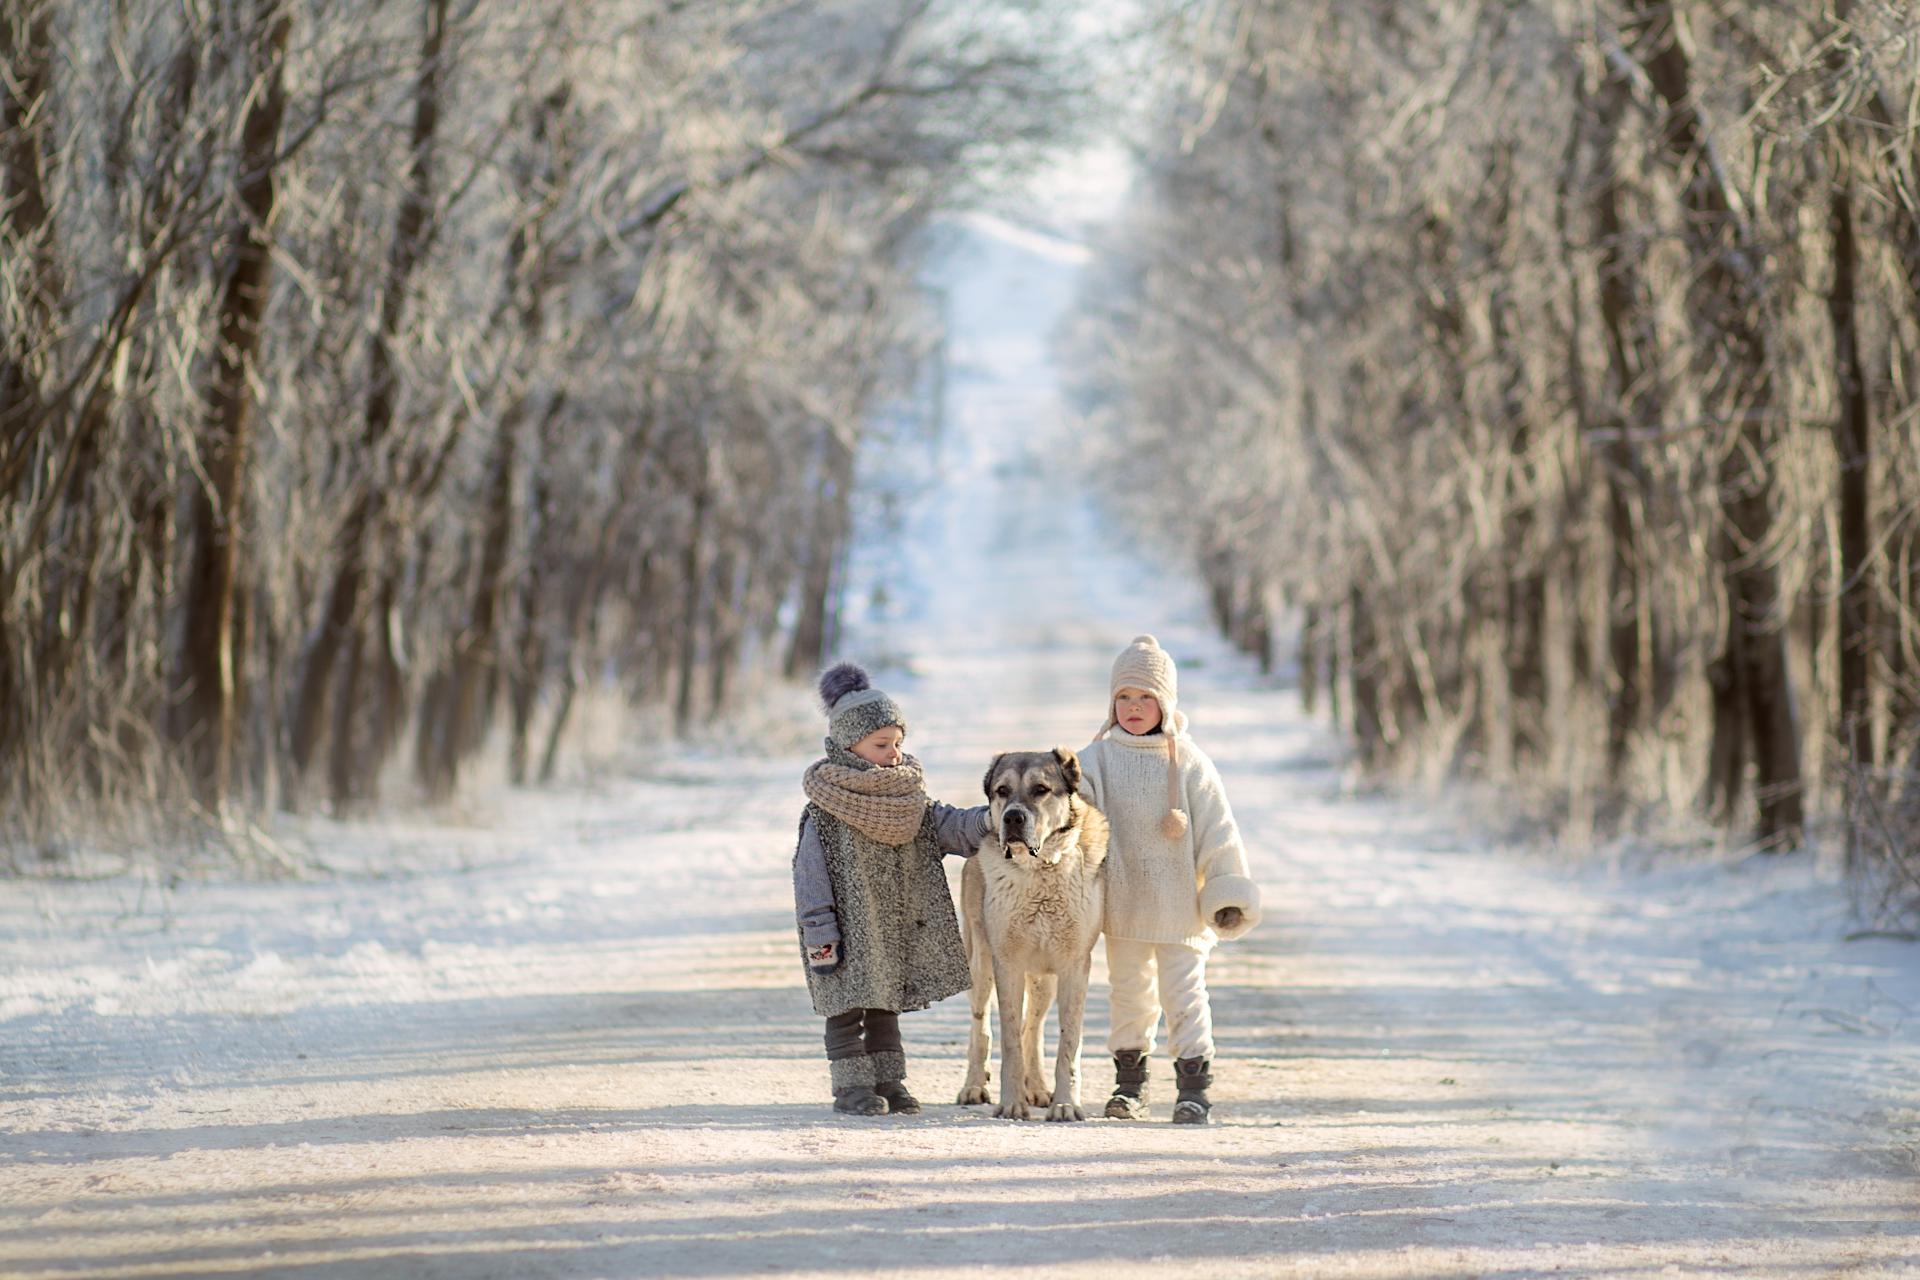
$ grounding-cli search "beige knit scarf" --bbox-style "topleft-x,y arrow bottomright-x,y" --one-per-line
803,753 -> 929,845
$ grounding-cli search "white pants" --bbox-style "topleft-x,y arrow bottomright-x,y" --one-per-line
1105,936 -> 1214,1060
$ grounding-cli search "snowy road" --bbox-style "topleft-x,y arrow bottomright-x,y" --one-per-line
6,222 -> 1920,1278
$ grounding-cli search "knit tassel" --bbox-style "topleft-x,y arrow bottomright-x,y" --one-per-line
1162,735 -> 1188,838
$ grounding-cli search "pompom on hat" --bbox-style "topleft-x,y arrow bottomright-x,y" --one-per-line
818,662 -> 907,749
1098,634 -> 1190,839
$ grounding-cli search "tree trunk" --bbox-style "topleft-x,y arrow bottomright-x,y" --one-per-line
0,0 -> 57,796
35,426 -> 106,721
1858,29 -> 1920,772
287,0 -> 448,793
1828,121 -> 1873,794
328,615 -> 367,807
1723,451 -> 1804,847
172,0 -> 291,809
369,570 -> 407,771
0,0 -> 56,441
1299,602 -> 1321,716
289,494 -> 369,794
507,432 -> 551,787
1704,572 -> 1749,824
1249,584 -> 1274,676
785,427 -> 852,678
707,549 -> 746,717
1475,595 -> 1514,781
1590,63 -> 1656,785
1542,547 -> 1578,791
535,415 -> 654,782
675,468 -> 709,737
1349,586 -> 1385,768
1625,0 -> 1802,848
1329,594 -> 1349,738
105,32 -> 198,778
428,416 -> 519,800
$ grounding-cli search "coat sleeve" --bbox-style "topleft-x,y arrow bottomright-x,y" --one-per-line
793,815 -> 841,946
927,802 -> 990,857
1186,748 -> 1261,941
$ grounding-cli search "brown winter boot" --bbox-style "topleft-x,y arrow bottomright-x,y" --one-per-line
1105,1050 -> 1149,1120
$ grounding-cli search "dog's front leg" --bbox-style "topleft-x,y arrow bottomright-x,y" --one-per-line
957,929 -> 995,1105
992,958 -> 1030,1120
1022,973 -> 1055,1108
1047,960 -> 1092,1121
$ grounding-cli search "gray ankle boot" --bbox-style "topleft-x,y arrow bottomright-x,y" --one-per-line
1105,1050 -> 1149,1120
830,1055 -> 886,1116
1171,1056 -> 1212,1125
869,1049 -> 920,1114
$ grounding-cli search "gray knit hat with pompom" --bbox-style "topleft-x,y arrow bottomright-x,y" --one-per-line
819,662 -> 906,748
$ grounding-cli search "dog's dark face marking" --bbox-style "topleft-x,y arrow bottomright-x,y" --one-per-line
984,749 -> 1082,865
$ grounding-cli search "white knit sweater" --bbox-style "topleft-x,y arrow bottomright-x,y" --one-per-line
1076,729 -> 1261,947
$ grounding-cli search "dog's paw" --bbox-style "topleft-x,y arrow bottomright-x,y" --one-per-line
1046,1101 -> 1086,1122
993,1099 -> 1031,1120
1022,1085 -> 1053,1108
956,1083 -> 991,1106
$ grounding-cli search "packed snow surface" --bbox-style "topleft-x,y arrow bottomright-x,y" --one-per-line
3,223 -> 1919,1278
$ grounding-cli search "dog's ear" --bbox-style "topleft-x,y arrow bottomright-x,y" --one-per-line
982,753 -> 1006,798
1052,747 -> 1081,793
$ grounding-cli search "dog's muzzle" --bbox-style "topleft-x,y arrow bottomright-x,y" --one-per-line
999,806 -> 1034,858
999,806 -> 1070,866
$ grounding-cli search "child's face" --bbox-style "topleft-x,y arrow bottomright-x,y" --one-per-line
1114,687 -> 1163,735
850,725 -> 905,767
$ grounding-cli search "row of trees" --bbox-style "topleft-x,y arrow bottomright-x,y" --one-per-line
1072,1 -> 1920,906
1,0 -> 1065,850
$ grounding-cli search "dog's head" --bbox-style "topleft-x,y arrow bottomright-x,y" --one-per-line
982,748 -> 1083,866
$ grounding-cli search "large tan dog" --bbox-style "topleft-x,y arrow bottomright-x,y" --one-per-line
955,748 -> 1110,1121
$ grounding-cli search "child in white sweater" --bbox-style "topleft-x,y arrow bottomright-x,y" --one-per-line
1075,635 -> 1260,1124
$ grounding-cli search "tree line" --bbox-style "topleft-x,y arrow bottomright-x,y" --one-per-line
1071,1 -> 1920,916
1,0 -> 1064,857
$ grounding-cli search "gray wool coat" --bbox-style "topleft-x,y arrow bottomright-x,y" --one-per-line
793,801 -> 987,1018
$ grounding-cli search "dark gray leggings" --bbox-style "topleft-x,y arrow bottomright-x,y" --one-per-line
824,1008 -> 902,1061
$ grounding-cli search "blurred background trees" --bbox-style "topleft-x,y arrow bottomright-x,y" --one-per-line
14,0 -> 1920,925
1067,1 -> 1920,916
0,0 -> 1068,846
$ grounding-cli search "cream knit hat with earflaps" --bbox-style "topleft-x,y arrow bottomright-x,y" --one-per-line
1097,634 -> 1190,838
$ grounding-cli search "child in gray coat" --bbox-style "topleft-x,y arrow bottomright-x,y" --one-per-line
793,663 -> 987,1115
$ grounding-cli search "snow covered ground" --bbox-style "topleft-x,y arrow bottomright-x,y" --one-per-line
5,220 -> 1920,1278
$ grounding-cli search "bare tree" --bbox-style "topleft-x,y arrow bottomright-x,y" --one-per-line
0,0 -> 1073,861
172,0 -> 294,810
